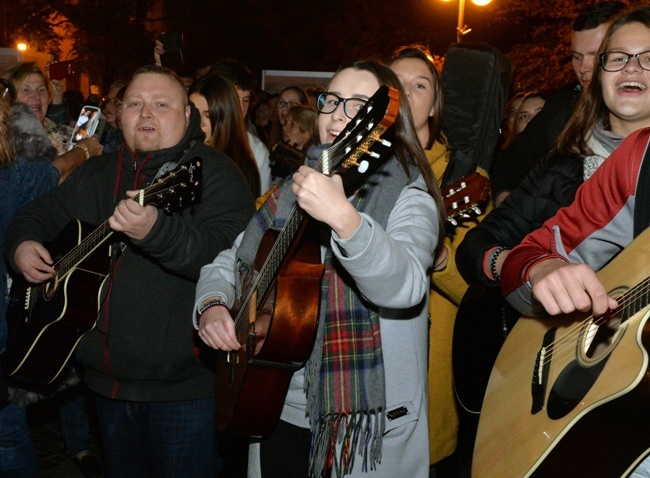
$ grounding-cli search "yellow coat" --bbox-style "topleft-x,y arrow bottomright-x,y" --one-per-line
427,144 -> 492,464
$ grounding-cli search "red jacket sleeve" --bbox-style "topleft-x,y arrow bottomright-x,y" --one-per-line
500,127 -> 650,315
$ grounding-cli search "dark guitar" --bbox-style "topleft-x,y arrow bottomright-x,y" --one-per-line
3,159 -> 202,386
452,283 -> 519,415
215,85 -> 399,438
473,226 -> 650,478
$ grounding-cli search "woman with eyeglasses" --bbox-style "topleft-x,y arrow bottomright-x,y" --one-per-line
458,7 -> 650,308
498,9 -> 650,476
194,60 -> 445,477
266,85 -> 309,150
0,79 -> 92,477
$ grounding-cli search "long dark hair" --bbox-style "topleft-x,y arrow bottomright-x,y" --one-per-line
389,44 -> 445,150
189,74 -> 261,196
558,6 -> 650,158
330,60 -> 445,239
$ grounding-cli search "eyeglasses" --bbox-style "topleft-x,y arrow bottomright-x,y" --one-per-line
600,50 -> 650,72
316,92 -> 368,119
277,99 -> 299,109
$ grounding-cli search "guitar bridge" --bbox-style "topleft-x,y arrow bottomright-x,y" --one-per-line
531,327 -> 555,414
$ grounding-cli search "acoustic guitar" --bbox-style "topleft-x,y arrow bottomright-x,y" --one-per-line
473,226 -> 650,478
2,159 -> 202,386
215,85 -> 399,438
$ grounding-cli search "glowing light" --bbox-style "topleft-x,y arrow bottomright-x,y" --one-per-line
472,0 -> 492,5
17,43 -> 27,51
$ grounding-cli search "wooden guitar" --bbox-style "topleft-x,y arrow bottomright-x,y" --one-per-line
215,85 -> 399,438
473,226 -> 650,478
2,159 -> 202,386
442,171 -> 490,228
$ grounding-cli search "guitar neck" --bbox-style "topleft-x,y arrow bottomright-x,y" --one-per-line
55,220 -> 114,281
237,206 -> 306,326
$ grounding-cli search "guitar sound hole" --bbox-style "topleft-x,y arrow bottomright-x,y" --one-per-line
43,275 -> 59,300
581,312 -> 622,360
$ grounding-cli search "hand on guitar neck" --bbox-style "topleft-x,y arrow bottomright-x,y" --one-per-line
290,165 -> 362,239
108,189 -> 159,240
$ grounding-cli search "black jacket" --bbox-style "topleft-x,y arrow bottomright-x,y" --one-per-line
4,107 -> 255,401
490,85 -> 581,198
457,150 -> 583,288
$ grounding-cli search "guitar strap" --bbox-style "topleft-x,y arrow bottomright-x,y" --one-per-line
633,141 -> 650,238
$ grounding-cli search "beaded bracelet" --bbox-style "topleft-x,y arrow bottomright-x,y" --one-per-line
74,143 -> 90,160
489,246 -> 510,282
196,297 -> 229,322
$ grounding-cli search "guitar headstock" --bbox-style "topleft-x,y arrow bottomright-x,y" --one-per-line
323,85 -> 400,194
443,172 -> 491,227
140,158 -> 202,213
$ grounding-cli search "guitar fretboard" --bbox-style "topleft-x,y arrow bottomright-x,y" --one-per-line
620,275 -> 650,322
58,221 -> 113,280
255,206 -> 306,309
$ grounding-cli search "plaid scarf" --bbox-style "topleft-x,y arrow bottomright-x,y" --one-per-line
235,146 -> 417,477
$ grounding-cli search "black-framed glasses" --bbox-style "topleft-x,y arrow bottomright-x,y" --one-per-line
600,50 -> 650,72
277,99 -> 299,109
317,92 -> 368,119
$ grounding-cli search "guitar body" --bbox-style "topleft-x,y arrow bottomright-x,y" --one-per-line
473,228 -> 650,478
215,220 -> 324,437
452,283 -> 519,415
3,220 -> 111,385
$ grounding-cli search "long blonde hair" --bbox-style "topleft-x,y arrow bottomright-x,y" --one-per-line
0,93 -> 15,168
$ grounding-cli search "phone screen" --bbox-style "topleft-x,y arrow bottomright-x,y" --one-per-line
69,106 -> 102,149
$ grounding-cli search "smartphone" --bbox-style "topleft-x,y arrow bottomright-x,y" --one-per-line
48,60 -> 76,81
160,32 -> 183,52
69,106 -> 103,149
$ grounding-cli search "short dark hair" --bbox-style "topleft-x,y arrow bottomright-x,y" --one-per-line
208,58 -> 256,92
573,1 -> 627,31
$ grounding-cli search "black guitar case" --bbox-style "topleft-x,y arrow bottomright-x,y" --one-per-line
440,42 -> 512,187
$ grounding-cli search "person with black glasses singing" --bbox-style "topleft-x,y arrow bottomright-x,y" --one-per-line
500,7 -> 650,478
195,60 -> 445,477
458,4 -> 650,293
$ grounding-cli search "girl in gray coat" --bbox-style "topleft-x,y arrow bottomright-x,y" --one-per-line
195,60 -> 444,478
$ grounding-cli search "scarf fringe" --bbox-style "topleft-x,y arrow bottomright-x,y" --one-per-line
309,410 -> 385,477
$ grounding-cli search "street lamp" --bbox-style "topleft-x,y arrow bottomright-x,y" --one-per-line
442,0 -> 493,43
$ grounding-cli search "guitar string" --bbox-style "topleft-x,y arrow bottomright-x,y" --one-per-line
539,280 -> 642,363
231,114 -> 374,341
536,276 -> 650,366
29,179 -> 185,304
